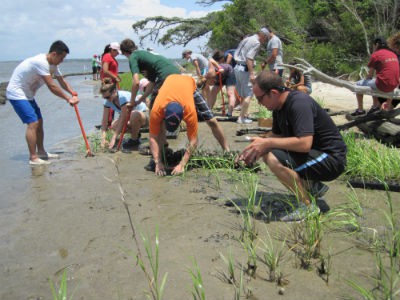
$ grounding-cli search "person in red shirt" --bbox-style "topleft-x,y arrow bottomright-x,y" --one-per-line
351,36 -> 400,116
100,42 -> 121,83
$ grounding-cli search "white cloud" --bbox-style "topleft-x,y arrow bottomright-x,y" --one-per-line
0,0 -> 225,61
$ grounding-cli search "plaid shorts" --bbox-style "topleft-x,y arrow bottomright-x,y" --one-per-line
193,89 -> 214,121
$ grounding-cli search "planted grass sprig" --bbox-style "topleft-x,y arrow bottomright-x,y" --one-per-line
321,184 -> 363,233
188,258 -> 206,300
347,182 -> 400,299
138,228 -> 168,300
49,270 -> 68,300
105,157 -> 167,300
258,228 -> 286,283
81,130 -> 115,154
48,269 -> 78,300
286,212 -> 324,270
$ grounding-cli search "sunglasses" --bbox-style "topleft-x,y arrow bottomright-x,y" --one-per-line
255,92 -> 267,103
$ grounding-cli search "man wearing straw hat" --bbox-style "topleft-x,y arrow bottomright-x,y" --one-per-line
6,40 -> 79,165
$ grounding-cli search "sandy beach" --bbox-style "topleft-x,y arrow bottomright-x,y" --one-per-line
1,81 -> 399,300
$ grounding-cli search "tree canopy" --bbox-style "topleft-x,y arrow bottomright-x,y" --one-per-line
131,0 -> 400,75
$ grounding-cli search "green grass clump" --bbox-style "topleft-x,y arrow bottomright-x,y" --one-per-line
342,131 -> 400,182
118,72 -> 133,91
253,105 -> 272,119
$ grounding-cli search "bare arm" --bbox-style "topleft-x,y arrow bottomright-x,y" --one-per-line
171,136 -> 198,175
43,75 -> 79,105
102,62 -> 120,82
225,53 -> 233,65
129,73 -> 141,105
149,133 -> 166,176
137,81 -> 154,105
101,107 -> 110,147
193,60 -> 202,77
266,48 -> 278,64
56,76 -> 77,96
246,58 -> 255,83
239,135 -> 313,165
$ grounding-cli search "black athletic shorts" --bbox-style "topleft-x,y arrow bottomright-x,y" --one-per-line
271,149 -> 346,181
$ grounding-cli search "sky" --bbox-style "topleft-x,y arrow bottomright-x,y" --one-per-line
0,0 -> 228,61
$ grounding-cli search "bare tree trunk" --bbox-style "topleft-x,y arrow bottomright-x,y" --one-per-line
339,0 -> 371,55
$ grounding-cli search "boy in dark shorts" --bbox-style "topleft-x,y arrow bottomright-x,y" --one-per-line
238,72 -> 347,221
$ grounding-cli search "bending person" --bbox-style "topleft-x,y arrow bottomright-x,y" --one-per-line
99,78 -> 148,150
6,40 -> 79,165
238,72 -> 347,222
149,74 -> 229,176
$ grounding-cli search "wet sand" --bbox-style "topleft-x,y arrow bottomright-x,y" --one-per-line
1,82 -> 399,300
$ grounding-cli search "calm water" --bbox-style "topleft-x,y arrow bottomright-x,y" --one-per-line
0,59 -> 132,241
0,58 -> 130,83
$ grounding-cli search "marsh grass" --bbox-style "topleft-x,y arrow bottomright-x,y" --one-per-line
322,187 -> 363,234
138,228 -> 168,300
188,258 -> 206,300
106,157 -> 167,300
219,249 -> 237,285
286,210 -> 324,270
258,228 -> 286,283
48,269 -> 75,300
347,183 -> 400,299
253,104 -> 272,119
80,130 -> 116,154
343,131 -> 400,182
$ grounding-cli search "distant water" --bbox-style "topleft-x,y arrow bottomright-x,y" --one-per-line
0,58 -> 130,83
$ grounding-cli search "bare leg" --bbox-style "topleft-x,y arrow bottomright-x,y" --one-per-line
207,86 -> 219,109
26,121 -> 39,161
226,86 -> 236,115
356,94 -> 364,110
36,119 -> 46,156
264,152 -> 311,206
372,96 -> 381,108
130,111 -> 146,139
240,96 -> 251,119
205,118 -> 229,151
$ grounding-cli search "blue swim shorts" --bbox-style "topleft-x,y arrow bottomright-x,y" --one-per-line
9,99 -> 42,124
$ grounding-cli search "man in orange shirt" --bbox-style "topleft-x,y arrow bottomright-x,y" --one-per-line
149,74 -> 227,176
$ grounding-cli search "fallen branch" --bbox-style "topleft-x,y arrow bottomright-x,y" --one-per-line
280,58 -> 400,100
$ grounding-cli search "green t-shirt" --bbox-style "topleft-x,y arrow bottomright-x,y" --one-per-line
128,50 -> 180,83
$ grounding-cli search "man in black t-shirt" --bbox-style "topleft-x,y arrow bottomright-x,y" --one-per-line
238,71 -> 347,222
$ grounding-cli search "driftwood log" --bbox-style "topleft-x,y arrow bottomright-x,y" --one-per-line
281,59 -> 400,145
281,58 -> 400,99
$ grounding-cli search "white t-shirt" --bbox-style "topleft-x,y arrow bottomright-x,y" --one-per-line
267,35 -> 284,70
188,53 -> 209,71
234,34 -> 261,63
6,54 -> 62,100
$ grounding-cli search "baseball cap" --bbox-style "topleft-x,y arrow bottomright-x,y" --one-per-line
139,78 -> 149,93
110,42 -> 121,54
260,27 -> 270,36
182,49 -> 192,58
164,102 -> 183,132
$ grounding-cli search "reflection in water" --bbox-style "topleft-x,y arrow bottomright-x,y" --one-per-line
30,165 -> 49,177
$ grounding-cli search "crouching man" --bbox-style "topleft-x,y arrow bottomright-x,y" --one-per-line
238,72 -> 347,221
